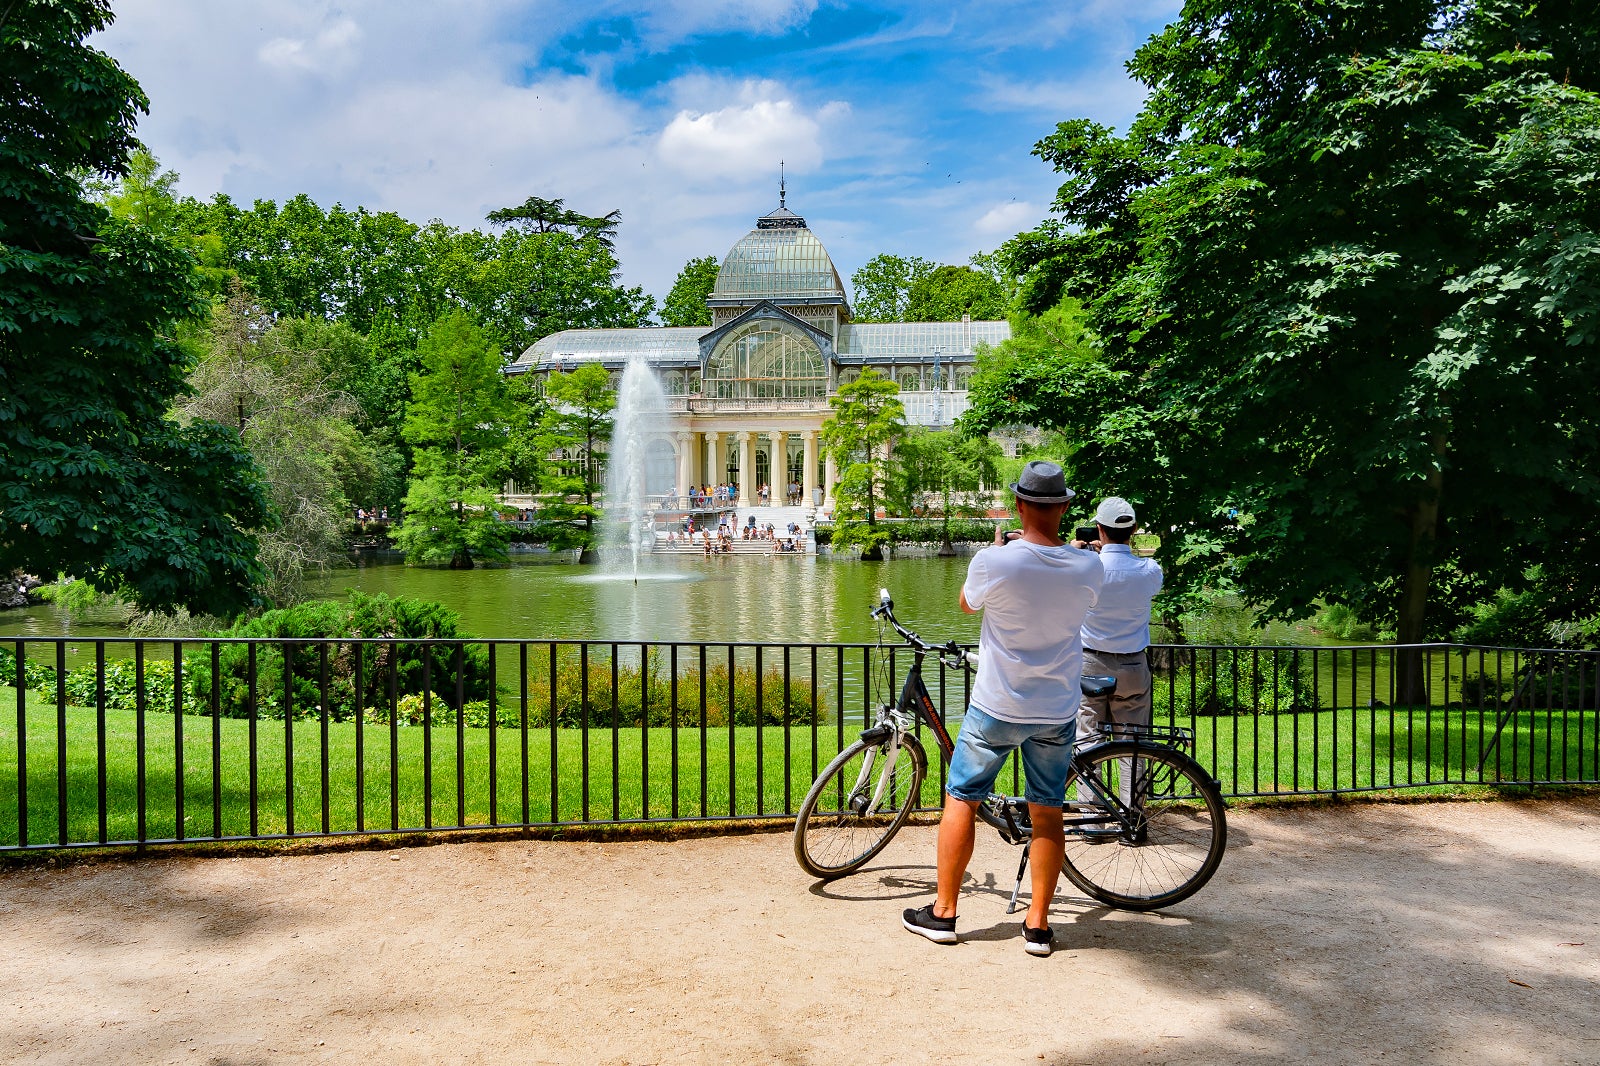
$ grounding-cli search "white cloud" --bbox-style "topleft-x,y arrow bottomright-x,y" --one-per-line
973,201 -> 1040,237
978,71 -> 1149,128
258,17 -> 362,73
657,89 -> 848,181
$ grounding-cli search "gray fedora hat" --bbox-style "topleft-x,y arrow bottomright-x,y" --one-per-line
1009,460 -> 1075,504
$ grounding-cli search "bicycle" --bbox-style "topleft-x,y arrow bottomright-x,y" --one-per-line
792,590 -> 1228,911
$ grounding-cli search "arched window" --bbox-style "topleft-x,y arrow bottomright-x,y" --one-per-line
897,369 -> 921,392
704,323 -> 826,399
953,366 -> 976,391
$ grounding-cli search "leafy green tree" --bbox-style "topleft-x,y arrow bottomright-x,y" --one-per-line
889,428 -> 1002,555
0,0 -> 271,615
393,312 -> 513,569
487,195 -> 623,249
660,255 -> 720,327
532,362 -> 616,551
177,288 -> 381,605
986,0 -> 1600,684
849,254 -> 935,322
821,369 -> 906,560
905,264 -> 1008,322
500,371 -> 551,494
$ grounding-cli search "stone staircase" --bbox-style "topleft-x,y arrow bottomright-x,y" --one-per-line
653,503 -> 816,555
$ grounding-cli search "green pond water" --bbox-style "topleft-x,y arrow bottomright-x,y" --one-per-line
2,552 -> 985,647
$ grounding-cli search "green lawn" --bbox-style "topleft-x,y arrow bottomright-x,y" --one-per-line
2,684 -> 1595,849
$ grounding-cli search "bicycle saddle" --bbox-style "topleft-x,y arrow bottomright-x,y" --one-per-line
1080,675 -> 1116,698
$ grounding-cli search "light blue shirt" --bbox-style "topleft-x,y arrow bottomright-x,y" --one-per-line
1080,544 -> 1163,653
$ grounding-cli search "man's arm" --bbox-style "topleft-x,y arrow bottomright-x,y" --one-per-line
960,588 -> 976,614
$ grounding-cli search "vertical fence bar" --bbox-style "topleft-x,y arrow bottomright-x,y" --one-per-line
319,642 -> 331,835
134,642 -> 146,844
284,644 -> 296,836
14,643 -> 27,849
609,645 -> 620,823
808,646 -> 820,801
248,644 -> 259,838
454,643 -> 466,829
782,645 -> 792,815
421,650 -> 432,830
641,643 -> 650,821
754,645 -> 765,816
727,645 -> 737,817
96,643 -> 108,844
546,642 -> 557,825
520,642 -> 530,826
488,643 -> 498,827
580,643 -> 590,821
388,642 -> 399,831
211,643 -> 222,840
354,643 -> 365,833
55,641 -> 68,845
453,643 -> 465,829
670,644 -> 680,820
699,644 -> 709,818
174,641 -> 185,841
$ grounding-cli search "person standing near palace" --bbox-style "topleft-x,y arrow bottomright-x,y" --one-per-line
1074,497 -> 1163,744
902,460 -> 1103,957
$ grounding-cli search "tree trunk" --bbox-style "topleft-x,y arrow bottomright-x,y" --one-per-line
1395,434 -> 1446,706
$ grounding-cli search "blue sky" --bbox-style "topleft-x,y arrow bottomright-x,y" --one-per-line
93,0 -> 1180,303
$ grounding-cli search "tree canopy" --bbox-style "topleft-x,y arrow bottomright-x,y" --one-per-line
980,0 -> 1600,655
660,255 -> 720,327
821,369 -> 906,560
0,0 -> 271,615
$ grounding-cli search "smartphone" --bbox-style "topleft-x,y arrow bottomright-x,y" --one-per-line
1073,525 -> 1098,543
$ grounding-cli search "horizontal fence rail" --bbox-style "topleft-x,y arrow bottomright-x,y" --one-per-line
1,637 -> 1595,852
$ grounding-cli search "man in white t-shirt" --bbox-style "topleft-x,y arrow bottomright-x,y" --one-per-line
1074,497 -> 1164,743
902,460 -> 1103,957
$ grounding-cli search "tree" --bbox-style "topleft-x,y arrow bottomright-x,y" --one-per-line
821,369 -> 906,560
531,362 -> 616,552
177,288 -> 379,605
986,0 -> 1600,687
849,254 -> 935,322
486,195 -> 623,249
660,255 -> 720,327
0,0 -> 271,615
393,312 -> 513,569
889,428 -> 1003,554
905,264 -> 1008,322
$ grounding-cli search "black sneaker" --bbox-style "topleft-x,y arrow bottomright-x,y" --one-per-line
902,905 -> 958,944
1023,923 -> 1055,957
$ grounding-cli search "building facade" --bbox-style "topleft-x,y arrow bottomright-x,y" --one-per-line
505,197 -> 1010,511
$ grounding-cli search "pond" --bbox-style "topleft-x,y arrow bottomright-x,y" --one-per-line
1,552 -> 987,647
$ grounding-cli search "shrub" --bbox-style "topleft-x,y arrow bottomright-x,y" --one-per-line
184,593 -> 490,722
0,647 -> 57,692
64,659 -> 177,715
524,651 -> 821,728
1154,648 -> 1317,717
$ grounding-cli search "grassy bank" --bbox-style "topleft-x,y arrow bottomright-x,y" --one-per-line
3,685 -> 1595,849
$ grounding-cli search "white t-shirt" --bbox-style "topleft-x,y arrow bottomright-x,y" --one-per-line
962,540 -> 1104,724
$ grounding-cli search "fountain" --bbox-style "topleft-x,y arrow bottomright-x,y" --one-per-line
601,352 -> 675,581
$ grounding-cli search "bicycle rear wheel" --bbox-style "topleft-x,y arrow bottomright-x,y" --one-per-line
793,734 -> 928,880
1061,741 -> 1226,911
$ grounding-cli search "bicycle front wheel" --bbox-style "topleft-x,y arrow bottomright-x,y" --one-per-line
793,734 -> 928,880
1062,741 -> 1227,911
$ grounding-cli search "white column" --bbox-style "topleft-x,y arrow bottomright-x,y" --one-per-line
802,429 -> 818,512
675,432 -> 693,503
823,451 -> 838,511
703,432 -> 719,498
736,432 -> 754,508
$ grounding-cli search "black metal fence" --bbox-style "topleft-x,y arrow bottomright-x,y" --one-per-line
1,636 -> 1595,852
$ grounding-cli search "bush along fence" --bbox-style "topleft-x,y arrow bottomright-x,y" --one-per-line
0,637 -> 1596,851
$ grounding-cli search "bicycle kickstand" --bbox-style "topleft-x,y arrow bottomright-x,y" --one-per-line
1006,848 -> 1030,915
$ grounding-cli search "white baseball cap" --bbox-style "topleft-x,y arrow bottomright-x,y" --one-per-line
1093,497 -> 1137,529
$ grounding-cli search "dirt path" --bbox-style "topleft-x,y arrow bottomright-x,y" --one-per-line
3,796 -> 1598,1065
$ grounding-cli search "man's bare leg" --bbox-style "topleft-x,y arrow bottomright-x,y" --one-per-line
933,794 -> 980,919
1025,802 -> 1064,931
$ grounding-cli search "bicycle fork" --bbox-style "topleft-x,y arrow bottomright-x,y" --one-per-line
848,730 -> 903,816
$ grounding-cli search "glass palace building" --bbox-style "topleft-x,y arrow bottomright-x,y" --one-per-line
505,197 -> 1010,511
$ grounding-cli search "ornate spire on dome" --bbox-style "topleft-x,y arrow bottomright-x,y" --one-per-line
757,161 -> 805,229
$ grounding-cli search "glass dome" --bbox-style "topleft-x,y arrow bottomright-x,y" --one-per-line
712,208 -> 846,302
704,322 -> 826,399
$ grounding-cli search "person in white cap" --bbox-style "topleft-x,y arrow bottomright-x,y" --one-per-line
1073,497 -> 1163,745
901,459 -> 1103,958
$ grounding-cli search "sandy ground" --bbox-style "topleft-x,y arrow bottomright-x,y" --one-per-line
2,796 -> 1598,1066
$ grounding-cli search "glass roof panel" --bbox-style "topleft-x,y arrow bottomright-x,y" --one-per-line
712,227 -> 845,300
837,321 -> 1010,358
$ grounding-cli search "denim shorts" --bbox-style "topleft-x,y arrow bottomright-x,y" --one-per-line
945,705 -> 1077,808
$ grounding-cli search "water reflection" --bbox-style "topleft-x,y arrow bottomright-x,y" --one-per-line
0,554 -> 985,646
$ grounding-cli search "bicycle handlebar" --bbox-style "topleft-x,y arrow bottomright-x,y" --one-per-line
872,590 -> 973,672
